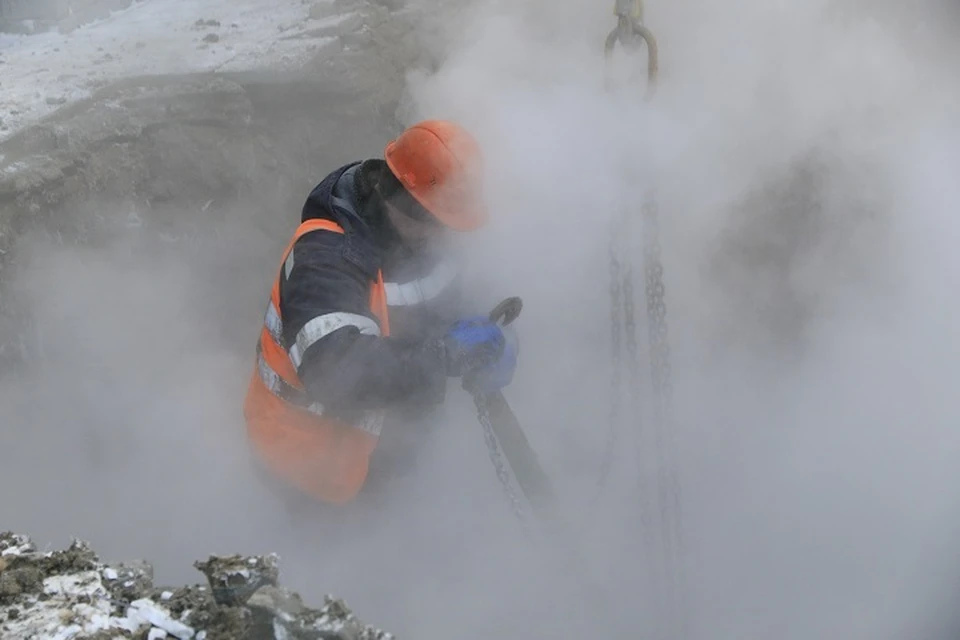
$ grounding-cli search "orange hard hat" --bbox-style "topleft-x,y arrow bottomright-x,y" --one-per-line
383,120 -> 488,232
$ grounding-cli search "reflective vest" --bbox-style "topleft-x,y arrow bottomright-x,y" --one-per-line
243,218 -> 390,505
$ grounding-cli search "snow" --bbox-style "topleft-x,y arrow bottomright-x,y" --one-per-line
0,0 -> 349,142
0,532 -> 35,555
2,533 -> 396,640
3,570 -> 141,640
127,599 -> 196,639
43,570 -> 104,597
273,619 -> 294,640
1,553 -> 189,639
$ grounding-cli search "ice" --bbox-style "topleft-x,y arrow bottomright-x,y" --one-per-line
127,598 -> 196,639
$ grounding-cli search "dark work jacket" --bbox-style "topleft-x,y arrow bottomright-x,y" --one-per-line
277,160 -> 465,423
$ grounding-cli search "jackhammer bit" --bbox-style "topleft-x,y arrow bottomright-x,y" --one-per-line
467,296 -> 556,517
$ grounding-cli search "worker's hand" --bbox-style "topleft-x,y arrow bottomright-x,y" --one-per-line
463,324 -> 518,394
442,315 -> 506,377
442,315 -> 519,393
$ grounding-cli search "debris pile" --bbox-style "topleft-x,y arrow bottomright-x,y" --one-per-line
0,532 -> 393,640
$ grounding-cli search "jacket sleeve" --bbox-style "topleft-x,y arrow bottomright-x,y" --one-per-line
279,229 -> 449,416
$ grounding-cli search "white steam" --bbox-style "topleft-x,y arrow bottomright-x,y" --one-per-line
400,0 -> 960,638
2,1 -> 960,639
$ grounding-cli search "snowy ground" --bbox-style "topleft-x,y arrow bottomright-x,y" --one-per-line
0,532 -> 394,639
0,0 -> 353,142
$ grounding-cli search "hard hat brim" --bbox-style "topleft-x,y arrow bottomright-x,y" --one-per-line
384,139 -> 488,232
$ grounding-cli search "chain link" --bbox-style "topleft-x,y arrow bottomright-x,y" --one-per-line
603,3 -> 690,637
475,395 -> 528,525
599,213 -> 658,573
597,221 -> 623,493
643,193 -> 689,640
621,220 -> 658,549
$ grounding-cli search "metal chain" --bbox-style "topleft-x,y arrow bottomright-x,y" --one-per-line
604,3 -> 690,638
604,0 -> 659,96
475,395 -> 528,525
642,195 -> 689,639
621,225 -> 658,544
622,208 -> 668,639
597,221 -> 623,493
598,215 -> 656,544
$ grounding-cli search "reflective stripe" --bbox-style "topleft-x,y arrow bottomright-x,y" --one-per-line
264,302 -> 283,343
288,312 -> 381,368
260,346 -> 383,432
257,348 -> 284,395
356,409 -> 385,437
284,251 -> 296,279
257,349 -> 326,416
384,259 -> 459,307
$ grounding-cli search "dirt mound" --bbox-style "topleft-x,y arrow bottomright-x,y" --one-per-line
0,532 -> 393,640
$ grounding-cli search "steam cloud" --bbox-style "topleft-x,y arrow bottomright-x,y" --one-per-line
2,0 -> 960,639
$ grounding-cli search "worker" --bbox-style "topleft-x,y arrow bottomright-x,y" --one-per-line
243,119 -> 519,507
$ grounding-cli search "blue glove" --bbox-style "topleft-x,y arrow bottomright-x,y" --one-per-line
442,315 -> 519,393
466,325 -> 518,393
443,315 -> 504,375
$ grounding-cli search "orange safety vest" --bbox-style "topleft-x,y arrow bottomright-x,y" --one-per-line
242,218 -> 390,505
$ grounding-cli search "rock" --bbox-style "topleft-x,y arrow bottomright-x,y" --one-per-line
0,533 -> 393,639
35,539 -> 99,575
101,559 -> 154,602
247,587 -> 395,640
0,565 -> 43,600
0,533 -> 35,556
246,585 -> 305,636
194,553 -> 280,607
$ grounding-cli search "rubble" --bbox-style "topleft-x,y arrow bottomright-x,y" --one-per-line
0,532 -> 394,640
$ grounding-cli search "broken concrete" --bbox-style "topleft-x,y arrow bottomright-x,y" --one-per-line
195,554 -> 281,608
0,532 -> 394,639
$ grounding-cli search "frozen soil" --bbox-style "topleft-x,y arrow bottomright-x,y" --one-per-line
0,0 -> 402,143
0,532 -> 393,639
0,0 -> 426,367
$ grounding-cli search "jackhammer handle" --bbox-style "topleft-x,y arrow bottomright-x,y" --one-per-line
488,296 -> 523,327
